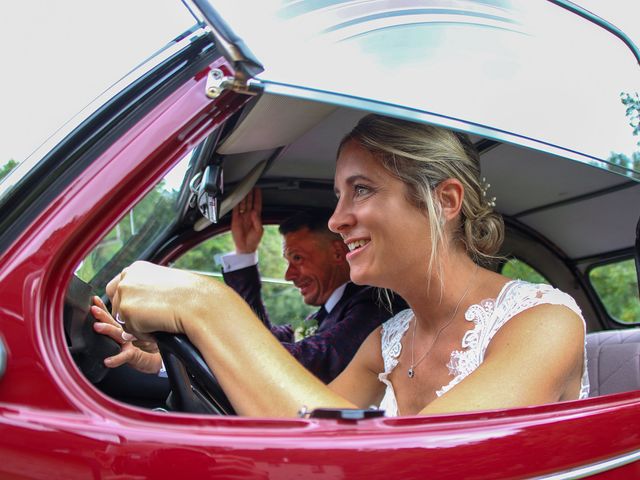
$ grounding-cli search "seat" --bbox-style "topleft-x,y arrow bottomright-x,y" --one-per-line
586,329 -> 640,397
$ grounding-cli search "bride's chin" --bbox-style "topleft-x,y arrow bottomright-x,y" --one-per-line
349,268 -> 380,288
348,268 -> 367,286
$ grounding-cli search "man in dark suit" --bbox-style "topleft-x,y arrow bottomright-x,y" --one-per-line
220,189 -> 401,383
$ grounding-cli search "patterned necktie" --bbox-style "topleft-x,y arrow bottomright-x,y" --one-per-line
314,305 -> 328,323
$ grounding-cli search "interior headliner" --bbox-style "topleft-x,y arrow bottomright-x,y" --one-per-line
215,93 -> 639,262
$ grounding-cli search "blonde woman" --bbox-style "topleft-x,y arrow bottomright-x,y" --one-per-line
107,114 -> 588,417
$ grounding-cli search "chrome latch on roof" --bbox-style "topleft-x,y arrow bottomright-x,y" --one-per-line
205,68 -> 260,99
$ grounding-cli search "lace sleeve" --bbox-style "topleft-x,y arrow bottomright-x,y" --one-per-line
380,309 -> 413,374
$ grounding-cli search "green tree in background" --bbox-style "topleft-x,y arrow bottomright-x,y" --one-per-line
607,92 -> 640,176
501,258 -> 549,285
590,259 -> 640,324
172,226 -> 315,331
608,151 -> 640,173
502,257 -> 639,324
0,159 -> 18,182
76,180 -> 179,290
621,92 -> 640,142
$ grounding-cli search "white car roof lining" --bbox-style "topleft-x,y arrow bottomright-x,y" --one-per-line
214,92 -> 639,261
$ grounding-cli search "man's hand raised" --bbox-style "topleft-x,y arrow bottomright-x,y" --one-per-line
231,188 -> 264,254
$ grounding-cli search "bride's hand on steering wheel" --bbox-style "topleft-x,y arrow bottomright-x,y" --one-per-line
91,296 -> 162,374
106,261 -> 207,341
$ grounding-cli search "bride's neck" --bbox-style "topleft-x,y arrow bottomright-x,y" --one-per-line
402,257 -> 479,331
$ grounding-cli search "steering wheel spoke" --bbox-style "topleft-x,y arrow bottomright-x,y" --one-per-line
154,333 -> 235,415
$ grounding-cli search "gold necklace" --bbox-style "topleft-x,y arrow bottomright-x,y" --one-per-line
408,265 -> 478,379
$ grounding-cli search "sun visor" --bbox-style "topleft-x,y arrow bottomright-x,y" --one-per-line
216,93 -> 336,154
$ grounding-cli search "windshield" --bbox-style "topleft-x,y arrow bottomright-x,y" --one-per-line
75,149 -> 193,295
0,1 -> 199,200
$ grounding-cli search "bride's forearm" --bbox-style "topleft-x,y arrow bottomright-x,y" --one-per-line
184,279 -> 354,417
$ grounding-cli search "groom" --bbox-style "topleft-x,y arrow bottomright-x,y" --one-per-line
220,188 -> 402,383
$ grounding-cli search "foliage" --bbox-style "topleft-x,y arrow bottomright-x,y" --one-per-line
0,159 -> 18,182
606,92 -> 640,175
501,258 -> 549,285
621,92 -> 640,143
172,227 -> 315,330
76,180 -> 178,291
607,151 -> 640,173
75,145 -> 314,330
590,259 -> 640,324
503,257 -> 640,325
172,231 -> 235,273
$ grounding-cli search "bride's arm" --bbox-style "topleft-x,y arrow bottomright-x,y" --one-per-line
419,303 -> 585,415
107,261 -> 356,417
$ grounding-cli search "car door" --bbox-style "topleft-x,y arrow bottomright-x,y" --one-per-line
1,1 -> 640,479
0,6 -> 280,478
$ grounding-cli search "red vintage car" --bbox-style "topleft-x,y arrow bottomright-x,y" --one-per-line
1,0 -> 640,478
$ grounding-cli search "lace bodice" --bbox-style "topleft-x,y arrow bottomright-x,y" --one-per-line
378,280 -> 590,416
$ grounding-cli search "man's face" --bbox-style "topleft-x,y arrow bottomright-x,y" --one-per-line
282,228 -> 345,306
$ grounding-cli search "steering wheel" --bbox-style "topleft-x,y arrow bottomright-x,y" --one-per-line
64,275 -> 234,414
154,332 -> 236,415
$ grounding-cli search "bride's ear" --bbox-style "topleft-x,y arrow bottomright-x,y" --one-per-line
436,179 -> 464,221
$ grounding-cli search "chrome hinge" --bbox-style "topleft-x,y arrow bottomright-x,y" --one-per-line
205,68 -> 260,99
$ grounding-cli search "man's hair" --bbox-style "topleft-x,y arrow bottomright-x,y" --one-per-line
278,210 -> 340,242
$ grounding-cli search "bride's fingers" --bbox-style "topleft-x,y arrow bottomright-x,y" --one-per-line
90,303 -> 119,328
92,296 -> 107,311
92,304 -> 141,345
133,339 -> 159,354
106,267 -> 128,302
128,331 -> 156,344
103,348 -> 135,369
92,319 -> 128,345
105,276 -> 119,301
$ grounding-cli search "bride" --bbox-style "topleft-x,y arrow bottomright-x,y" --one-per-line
106,114 -> 588,417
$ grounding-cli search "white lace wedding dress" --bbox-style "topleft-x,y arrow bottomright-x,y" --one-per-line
378,280 -> 590,417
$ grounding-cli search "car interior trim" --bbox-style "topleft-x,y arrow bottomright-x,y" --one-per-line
194,157 -> 271,231
512,181 -> 639,218
258,81 -> 637,181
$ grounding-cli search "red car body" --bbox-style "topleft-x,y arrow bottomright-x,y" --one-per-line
1,1 -> 640,478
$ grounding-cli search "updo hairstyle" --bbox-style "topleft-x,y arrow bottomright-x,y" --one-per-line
338,114 -> 504,274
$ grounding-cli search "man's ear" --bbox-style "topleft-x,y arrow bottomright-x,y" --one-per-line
436,178 -> 464,221
331,239 -> 348,263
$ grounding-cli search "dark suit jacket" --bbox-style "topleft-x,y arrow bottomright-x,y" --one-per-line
223,265 -> 403,383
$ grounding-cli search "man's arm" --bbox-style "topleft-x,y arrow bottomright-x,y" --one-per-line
221,188 -> 295,342
280,286 -> 395,383
222,263 -> 295,343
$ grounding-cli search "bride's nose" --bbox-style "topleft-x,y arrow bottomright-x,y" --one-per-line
328,197 -> 355,235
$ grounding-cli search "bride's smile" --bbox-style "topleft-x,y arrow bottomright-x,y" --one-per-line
330,140 -> 431,293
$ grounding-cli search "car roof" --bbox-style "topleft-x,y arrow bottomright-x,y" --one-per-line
187,0 -> 640,266
211,92 -> 640,265
202,0 -> 640,164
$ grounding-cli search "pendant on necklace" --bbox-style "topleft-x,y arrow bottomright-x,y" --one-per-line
408,367 -> 415,378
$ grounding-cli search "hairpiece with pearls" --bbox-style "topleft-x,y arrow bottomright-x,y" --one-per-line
481,177 -> 497,208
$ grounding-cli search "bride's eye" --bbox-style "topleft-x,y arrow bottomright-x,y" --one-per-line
354,184 -> 371,196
